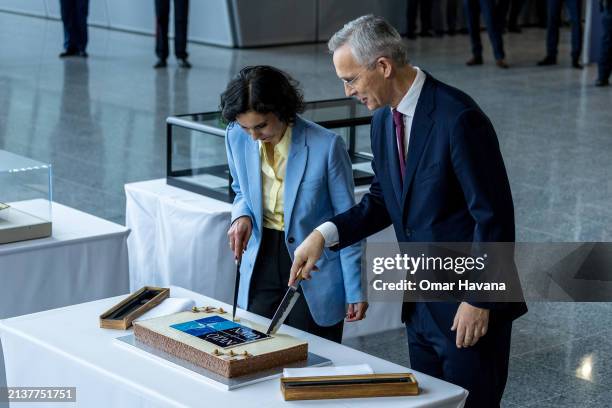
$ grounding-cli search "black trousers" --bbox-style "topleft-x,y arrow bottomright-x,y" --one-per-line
60,0 -> 89,52
407,0 -> 433,35
498,0 -> 526,29
155,0 -> 189,60
248,228 -> 344,343
464,0 -> 506,60
407,303 -> 512,407
600,3 -> 612,80
546,0 -> 583,59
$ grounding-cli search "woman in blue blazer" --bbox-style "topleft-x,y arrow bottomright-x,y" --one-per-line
221,66 -> 367,342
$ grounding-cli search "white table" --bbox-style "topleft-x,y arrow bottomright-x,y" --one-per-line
0,201 -> 130,394
0,286 -> 467,408
0,201 -> 130,319
125,179 -> 236,305
125,179 -> 403,339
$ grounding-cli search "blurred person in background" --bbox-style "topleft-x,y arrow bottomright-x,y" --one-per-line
464,0 -> 509,68
154,0 -> 191,69
537,0 -> 583,69
59,0 -> 89,58
596,0 -> 612,86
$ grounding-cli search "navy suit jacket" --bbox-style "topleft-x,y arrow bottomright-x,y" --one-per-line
330,73 -> 527,334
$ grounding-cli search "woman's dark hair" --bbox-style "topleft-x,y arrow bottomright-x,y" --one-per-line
220,65 -> 305,125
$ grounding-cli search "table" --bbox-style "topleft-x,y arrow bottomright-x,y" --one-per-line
125,179 -> 403,339
0,286 -> 468,408
0,201 -> 130,319
0,201 -> 130,394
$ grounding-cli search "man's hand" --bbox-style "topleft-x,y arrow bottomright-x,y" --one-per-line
288,230 -> 325,286
227,216 -> 252,261
346,302 -> 368,322
451,302 -> 489,348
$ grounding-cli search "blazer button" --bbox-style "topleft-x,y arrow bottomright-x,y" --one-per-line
288,237 -> 295,244
405,229 -> 412,237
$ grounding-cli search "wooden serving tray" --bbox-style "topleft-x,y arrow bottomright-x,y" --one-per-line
280,373 -> 419,401
99,286 -> 169,330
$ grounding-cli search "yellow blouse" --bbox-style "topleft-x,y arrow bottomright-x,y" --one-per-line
259,126 -> 292,231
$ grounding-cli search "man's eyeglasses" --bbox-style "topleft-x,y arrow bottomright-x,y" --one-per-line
341,67 -> 368,90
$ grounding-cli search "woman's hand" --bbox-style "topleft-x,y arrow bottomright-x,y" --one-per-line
227,216 -> 252,261
346,302 -> 368,322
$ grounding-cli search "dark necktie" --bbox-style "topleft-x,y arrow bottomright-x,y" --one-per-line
392,109 -> 406,180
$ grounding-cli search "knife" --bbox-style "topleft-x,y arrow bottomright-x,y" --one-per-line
266,268 -> 303,335
232,258 -> 241,322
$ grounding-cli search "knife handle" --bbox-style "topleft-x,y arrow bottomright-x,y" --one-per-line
290,268 -> 304,289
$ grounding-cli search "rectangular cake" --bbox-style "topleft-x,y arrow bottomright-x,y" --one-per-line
133,309 -> 308,378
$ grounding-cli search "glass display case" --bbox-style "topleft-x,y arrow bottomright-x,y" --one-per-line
167,98 -> 374,202
0,150 -> 52,244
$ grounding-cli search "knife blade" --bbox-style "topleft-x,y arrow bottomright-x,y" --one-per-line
232,258 -> 241,322
266,269 -> 303,335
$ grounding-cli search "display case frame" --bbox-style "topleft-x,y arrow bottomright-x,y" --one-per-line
166,98 -> 374,203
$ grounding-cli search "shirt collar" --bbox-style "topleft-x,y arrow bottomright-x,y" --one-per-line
392,66 -> 425,118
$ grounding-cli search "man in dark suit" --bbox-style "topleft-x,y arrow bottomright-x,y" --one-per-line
596,0 -> 612,86
59,0 -> 89,58
498,0 -> 526,32
406,0 -> 433,38
464,0 -> 509,68
154,0 -> 191,69
537,0 -> 583,68
290,15 -> 527,407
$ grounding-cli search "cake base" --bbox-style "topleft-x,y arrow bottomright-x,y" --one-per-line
115,334 -> 330,390
133,311 -> 308,378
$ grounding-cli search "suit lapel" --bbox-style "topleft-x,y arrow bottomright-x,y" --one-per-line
401,75 -> 436,211
245,138 -> 263,231
284,117 -> 308,231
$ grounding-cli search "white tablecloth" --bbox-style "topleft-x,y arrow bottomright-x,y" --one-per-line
0,286 -> 467,408
125,179 -> 403,339
0,201 -> 130,319
0,201 -> 130,396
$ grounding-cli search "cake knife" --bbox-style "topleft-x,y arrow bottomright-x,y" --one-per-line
266,268 -> 303,335
232,258 -> 240,322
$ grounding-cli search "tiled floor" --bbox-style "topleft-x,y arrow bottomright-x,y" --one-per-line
1,11 -> 611,407
345,303 -> 612,406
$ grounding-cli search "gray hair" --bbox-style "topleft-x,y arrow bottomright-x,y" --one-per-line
328,15 -> 409,67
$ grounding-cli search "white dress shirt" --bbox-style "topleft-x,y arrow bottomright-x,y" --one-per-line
316,67 -> 426,247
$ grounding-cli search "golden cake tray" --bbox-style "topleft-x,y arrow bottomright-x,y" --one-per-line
114,334 -> 331,391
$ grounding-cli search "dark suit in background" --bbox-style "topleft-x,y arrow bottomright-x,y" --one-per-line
598,0 -> 612,83
464,0 -> 506,61
432,0 -> 459,35
59,0 -> 89,53
545,0 -> 583,61
155,0 -> 189,61
536,0 -> 548,27
406,0 -> 433,37
498,0 -> 527,31
329,72 -> 527,407
446,0 -> 459,34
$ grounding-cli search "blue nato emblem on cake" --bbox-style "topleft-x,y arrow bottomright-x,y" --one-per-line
170,315 -> 269,348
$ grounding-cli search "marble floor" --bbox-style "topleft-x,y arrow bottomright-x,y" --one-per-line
1,11 -> 611,407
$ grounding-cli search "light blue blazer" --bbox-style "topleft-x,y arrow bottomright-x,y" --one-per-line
225,116 -> 363,327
